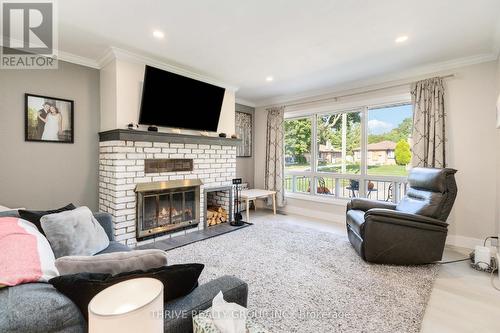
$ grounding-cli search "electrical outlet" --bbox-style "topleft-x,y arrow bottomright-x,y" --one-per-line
492,237 -> 499,248
491,238 -> 499,256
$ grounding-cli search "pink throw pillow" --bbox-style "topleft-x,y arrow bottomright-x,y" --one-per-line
0,217 -> 58,287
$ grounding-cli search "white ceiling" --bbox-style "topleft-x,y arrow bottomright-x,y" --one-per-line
58,0 -> 500,105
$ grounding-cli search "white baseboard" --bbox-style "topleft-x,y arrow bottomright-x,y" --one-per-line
255,199 -> 345,223
278,205 -> 345,224
445,235 -> 484,249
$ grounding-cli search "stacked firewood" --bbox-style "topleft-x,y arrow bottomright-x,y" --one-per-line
207,206 -> 228,226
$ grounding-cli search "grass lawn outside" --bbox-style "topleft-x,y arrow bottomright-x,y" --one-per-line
367,165 -> 409,177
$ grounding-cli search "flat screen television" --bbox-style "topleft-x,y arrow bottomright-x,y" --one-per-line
139,65 -> 226,132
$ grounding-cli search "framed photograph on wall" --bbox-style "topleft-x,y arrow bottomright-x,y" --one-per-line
25,93 -> 74,143
235,111 -> 252,157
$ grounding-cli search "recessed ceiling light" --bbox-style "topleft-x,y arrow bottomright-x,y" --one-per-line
395,35 -> 408,43
266,76 -> 274,82
153,30 -> 165,39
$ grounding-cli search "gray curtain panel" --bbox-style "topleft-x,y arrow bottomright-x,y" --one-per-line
265,106 -> 286,207
411,77 -> 446,168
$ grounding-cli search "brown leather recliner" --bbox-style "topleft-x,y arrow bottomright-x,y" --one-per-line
346,167 -> 458,265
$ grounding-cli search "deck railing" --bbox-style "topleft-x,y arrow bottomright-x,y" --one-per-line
285,172 -> 408,203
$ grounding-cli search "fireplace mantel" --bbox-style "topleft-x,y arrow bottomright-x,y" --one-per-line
135,179 -> 203,193
99,129 -> 242,146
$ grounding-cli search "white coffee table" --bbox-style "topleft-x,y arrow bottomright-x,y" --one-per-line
240,189 -> 276,222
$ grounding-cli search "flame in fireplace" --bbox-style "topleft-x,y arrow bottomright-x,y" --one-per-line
161,207 -> 168,217
158,207 -> 185,219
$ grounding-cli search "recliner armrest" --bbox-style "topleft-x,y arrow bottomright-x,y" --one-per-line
365,208 -> 448,231
360,208 -> 448,264
348,198 -> 397,212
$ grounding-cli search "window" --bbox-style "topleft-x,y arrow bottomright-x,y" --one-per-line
367,104 -> 413,177
285,118 -> 312,193
285,118 -> 312,173
317,111 -> 361,174
284,102 -> 412,202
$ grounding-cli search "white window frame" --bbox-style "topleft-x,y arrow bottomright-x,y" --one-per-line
284,93 -> 412,204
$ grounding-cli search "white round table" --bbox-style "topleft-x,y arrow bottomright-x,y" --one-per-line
88,277 -> 164,333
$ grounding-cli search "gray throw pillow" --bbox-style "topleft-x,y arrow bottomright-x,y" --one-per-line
0,210 -> 20,218
55,250 -> 168,275
41,206 -> 110,258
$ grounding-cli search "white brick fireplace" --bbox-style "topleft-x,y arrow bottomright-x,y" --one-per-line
98,129 -> 239,247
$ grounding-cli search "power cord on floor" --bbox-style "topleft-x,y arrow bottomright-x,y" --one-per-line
437,258 -> 470,264
440,235 -> 500,292
491,267 -> 500,292
438,236 -> 499,265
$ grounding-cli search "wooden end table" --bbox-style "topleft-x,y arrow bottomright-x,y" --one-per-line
240,189 -> 276,222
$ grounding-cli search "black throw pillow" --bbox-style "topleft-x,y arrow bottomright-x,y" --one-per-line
18,203 -> 76,235
49,263 -> 204,320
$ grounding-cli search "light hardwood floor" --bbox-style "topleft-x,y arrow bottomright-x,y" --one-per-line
249,209 -> 500,332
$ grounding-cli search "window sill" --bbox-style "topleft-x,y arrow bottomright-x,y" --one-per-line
285,192 -> 349,206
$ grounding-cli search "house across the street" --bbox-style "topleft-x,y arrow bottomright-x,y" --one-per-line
354,140 -> 396,165
318,143 -> 342,164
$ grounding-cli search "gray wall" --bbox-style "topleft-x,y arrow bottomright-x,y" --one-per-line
0,60 -> 100,210
235,103 -> 255,187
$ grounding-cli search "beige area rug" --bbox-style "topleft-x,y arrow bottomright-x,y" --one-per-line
168,218 -> 438,333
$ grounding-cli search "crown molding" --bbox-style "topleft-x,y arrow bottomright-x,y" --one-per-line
1,37 -> 101,69
97,46 -> 239,91
4,41 -> 497,103
235,98 -> 256,108
58,50 -> 100,69
255,52 -> 498,107
97,47 -> 115,68
1,41 -> 239,90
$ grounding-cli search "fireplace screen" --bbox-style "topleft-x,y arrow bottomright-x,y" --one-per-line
136,180 -> 201,240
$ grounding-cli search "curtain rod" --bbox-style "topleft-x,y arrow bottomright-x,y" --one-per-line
283,74 -> 455,109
